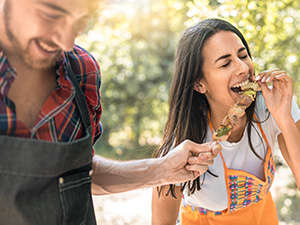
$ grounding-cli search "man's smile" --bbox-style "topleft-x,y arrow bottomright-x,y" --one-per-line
35,40 -> 60,55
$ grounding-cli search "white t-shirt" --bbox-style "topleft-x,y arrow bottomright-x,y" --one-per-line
183,94 -> 300,211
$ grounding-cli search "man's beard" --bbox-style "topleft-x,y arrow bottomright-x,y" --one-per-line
3,1 -> 62,71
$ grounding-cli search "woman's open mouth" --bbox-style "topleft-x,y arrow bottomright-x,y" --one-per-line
231,79 -> 250,94
230,79 -> 261,94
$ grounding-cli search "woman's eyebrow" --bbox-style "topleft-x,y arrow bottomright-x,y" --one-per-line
215,54 -> 231,63
238,47 -> 246,53
215,47 -> 247,63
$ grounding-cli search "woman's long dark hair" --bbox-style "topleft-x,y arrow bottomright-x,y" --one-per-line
153,18 -> 267,198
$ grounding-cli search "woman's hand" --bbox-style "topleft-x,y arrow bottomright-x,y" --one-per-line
257,69 -> 300,189
256,69 -> 294,128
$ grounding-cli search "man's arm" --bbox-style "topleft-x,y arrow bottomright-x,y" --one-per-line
91,140 -> 221,195
91,155 -> 168,195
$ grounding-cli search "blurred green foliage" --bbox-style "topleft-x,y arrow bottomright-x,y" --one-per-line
77,0 -> 300,221
77,0 -> 300,160
276,176 -> 300,224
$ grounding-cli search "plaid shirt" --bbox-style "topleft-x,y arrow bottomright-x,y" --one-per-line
0,45 -> 102,146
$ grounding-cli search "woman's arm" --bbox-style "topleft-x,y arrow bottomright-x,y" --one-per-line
257,69 -> 300,189
277,120 -> 300,190
152,186 -> 182,225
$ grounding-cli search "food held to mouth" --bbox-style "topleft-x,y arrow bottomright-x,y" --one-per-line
231,79 -> 261,94
213,80 -> 261,142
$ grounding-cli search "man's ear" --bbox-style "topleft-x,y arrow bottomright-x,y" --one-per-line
193,81 -> 207,94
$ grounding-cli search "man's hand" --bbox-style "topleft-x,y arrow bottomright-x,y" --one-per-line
159,140 -> 221,185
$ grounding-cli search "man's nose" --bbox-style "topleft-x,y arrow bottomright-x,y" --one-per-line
52,24 -> 77,52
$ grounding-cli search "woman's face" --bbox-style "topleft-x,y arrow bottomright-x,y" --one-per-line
198,31 -> 254,112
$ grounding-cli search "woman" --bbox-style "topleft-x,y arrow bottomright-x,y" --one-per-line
152,18 -> 300,225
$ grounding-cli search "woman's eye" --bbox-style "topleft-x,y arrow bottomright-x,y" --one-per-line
221,61 -> 230,67
240,55 -> 248,59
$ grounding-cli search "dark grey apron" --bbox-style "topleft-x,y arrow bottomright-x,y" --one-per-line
0,54 -> 97,225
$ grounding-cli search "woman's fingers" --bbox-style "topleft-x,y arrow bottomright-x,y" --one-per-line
255,69 -> 292,98
256,69 -> 274,80
256,69 -> 288,83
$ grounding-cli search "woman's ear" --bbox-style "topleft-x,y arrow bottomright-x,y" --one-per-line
193,81 -> 207,94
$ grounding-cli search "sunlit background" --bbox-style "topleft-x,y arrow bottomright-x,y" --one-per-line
77,0 -> 300,224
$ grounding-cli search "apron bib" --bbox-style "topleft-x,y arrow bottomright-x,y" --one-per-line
0,55 -> 97,225
181,115 -> 278,225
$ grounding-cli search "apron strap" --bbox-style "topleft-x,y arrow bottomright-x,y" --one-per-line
253,113 -> 271,149
64,52 -> 92,136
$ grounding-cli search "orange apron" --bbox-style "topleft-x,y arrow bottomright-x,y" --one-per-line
181,115 -> 278,225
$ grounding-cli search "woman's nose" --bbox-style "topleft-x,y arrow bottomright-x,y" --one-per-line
235,58 -> 249,76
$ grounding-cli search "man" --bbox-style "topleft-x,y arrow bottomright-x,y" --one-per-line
0,0 -> 220,224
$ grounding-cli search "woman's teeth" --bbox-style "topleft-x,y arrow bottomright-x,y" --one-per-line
231,79 -> 249,89
231,79 -> 251,93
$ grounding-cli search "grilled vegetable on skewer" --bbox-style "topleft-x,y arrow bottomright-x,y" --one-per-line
212,80 -> 261,142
